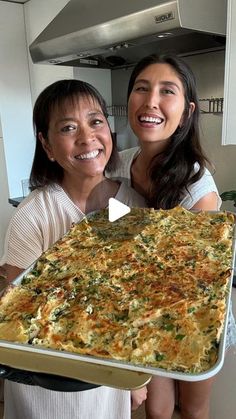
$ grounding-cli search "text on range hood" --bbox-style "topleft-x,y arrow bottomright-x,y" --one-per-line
29,0 -> 227,69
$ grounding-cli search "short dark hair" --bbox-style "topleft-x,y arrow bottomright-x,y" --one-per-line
30,79 -> 118,189
127,53 -> 210,209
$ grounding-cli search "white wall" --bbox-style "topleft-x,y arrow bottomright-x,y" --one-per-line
0,1 -> 34,198
184,51 -> 236,211
24,0 -> 73,105
73,67 -> 112,107
0,1 -> 34,257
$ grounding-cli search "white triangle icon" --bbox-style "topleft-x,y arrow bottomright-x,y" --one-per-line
108,198 -> 131,222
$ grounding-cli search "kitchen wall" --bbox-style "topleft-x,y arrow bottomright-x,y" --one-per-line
0,1 -> 34,199
24,0 -> 73,105
0,0 -> 33,259
111,50 -> 236,211
187,51 -> 236,211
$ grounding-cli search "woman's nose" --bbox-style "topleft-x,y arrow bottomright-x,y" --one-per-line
76,126 -> 95,144
144,90 -> 159,109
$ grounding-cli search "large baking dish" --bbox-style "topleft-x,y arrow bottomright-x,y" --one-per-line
0,265 -> 152,390
0,211 -> 235,387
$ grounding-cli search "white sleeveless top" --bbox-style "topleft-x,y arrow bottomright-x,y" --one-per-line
108,147 -> 222,209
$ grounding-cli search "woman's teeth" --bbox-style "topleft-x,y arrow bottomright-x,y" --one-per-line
139,116 -> 163,124
76,150 -> 100,160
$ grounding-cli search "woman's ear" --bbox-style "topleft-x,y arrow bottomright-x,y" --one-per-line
188,102 -> 195,117
38,133 -> 55,161
179,102 -> 196,127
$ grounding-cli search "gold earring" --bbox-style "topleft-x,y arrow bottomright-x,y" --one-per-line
50,157 -> 55,162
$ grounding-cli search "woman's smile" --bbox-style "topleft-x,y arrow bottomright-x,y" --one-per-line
128,62 -> 186,144
75,149 -> 101,160
138,113 -> 164,126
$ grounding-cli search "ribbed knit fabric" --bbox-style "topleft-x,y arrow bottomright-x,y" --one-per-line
1,182 -> 145,269
4,383 -> 131,419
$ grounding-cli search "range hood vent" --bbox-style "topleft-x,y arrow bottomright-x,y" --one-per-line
29,0 -> 227,69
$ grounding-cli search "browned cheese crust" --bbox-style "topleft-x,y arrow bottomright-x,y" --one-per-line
0,207 -> 234,373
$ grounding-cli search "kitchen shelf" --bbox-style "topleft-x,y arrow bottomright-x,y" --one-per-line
107,105 -> 127,117
107,98 -> 224,117
199,97 -> 223,114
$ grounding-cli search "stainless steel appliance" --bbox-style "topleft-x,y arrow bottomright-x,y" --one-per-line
29,0 -> 227,69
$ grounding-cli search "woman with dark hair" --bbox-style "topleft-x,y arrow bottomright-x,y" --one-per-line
1,79 -> 146,419
30,78 -> 118,189
108,54 -> 236,419
115,53 -> 217,211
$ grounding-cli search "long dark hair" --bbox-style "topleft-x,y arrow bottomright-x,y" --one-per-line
127,54 -> 210,209
30,79 -> 118,189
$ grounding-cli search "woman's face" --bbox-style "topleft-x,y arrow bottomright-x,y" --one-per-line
40,96 -> 113,180
128,63 -> 193,146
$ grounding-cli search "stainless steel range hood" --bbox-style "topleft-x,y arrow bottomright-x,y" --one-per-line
29,0 -> 227,69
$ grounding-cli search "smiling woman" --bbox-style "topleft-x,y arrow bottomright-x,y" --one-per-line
0,79 -> 146,419
38,96 -> 114,206
127,63 -> 188,148
107,53 -> 236,419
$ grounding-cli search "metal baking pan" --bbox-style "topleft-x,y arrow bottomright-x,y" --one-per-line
0,265 -> 152,390
0,211 -> 235,385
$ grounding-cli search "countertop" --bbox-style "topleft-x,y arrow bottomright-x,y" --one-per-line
8,197 -> 24,207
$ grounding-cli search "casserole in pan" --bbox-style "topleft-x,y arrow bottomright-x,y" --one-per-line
0,207 -> 235,386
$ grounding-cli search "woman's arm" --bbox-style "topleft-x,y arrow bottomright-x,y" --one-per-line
4,264 -> 24,283
190,191 -> 219,211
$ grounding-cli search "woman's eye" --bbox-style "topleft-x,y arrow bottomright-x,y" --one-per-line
134,86 -> 148,92
161,88 -> 175,95
61,124 -> 76,133
92,118 -> 104,126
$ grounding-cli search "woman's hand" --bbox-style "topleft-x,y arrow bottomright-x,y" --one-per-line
3,264 -> 24,283
131,386 -> 147,410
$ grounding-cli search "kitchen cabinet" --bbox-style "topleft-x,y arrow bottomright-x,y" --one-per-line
0,137 -> 16,258
222,0 -> 236,145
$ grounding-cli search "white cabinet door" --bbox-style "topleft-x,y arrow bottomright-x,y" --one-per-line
222,0 -> 236,145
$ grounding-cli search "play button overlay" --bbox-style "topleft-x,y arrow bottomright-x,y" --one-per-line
108,198 -> 130,222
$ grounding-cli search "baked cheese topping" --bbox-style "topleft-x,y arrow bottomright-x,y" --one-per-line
0,207 -> 234,373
